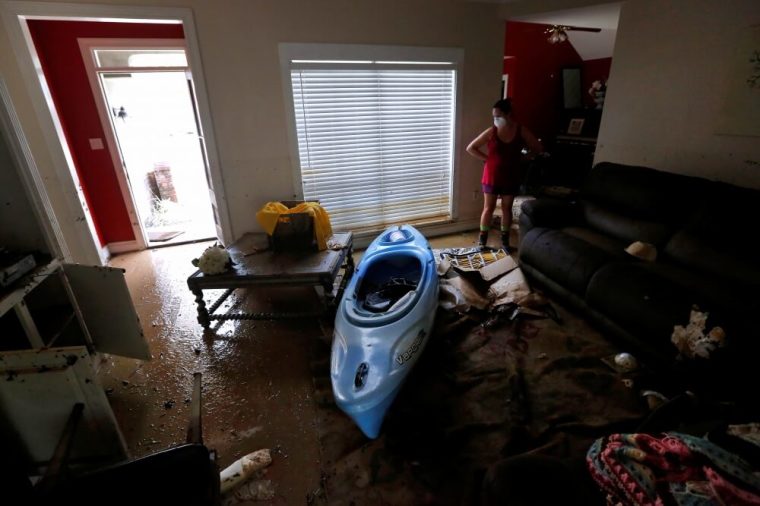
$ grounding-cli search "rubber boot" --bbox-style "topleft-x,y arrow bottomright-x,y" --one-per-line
501,231 -> 512,253
478,230 -> 489,248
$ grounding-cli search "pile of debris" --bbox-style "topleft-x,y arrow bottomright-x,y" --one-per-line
220,449 -> 274,505
435,247 -> 558,325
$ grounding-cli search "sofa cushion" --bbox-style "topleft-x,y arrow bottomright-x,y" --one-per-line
663,183 -> 760,288
519,198 -> 579,232
582,162 -> 707,225
644,261 -> 745,311
587,260 -> 756,357
562,226 -> 630,259
579,201 -> 674,246
586,262 -> 696,353
520,228 -> 612,297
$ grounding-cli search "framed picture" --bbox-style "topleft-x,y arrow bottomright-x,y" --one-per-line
567,118 -> 585,135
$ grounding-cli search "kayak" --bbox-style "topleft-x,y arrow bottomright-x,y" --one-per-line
331,225 -> 439,438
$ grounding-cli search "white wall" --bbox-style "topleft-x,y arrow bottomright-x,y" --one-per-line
596,0 -> 760,188
0,0 -> 504,250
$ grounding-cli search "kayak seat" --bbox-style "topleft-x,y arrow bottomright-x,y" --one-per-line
356,254 -> 422,314
362,277 -> 418,313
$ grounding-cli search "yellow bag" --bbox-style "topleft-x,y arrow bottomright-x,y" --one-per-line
256,201 -> 333,251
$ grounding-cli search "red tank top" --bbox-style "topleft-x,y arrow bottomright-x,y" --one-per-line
482,125 -> 525,190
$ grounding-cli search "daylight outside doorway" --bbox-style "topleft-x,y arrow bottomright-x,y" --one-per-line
86,43 -> 216,247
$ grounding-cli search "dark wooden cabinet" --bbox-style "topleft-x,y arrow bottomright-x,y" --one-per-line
531,108 -> 602,190
550,134 -> 597,188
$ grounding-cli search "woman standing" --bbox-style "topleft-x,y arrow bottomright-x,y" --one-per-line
466,99 -> 543,251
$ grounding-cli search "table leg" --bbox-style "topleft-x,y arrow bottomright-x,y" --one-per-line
346,246 -> 355,272
191,286 -> 211,329
327,246 -> 355,310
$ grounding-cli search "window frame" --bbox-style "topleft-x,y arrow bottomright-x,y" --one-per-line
279,43 -> 465,227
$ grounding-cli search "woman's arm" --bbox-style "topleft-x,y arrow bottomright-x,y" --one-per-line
466,128 -> 493,162
521,127 -> 544,154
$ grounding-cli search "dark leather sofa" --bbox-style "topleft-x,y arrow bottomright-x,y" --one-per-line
518,162 -> 760,372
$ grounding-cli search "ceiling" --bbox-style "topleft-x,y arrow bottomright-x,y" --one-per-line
508,2 -> 622,60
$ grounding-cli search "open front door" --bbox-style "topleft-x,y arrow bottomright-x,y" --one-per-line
185,70 -> 224,242
63,264 -> 151,361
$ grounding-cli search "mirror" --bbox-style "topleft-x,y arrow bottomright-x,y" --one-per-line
561,67 -> 582,109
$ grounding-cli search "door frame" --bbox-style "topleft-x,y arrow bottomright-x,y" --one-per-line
0,1 -> 233,263
0,77 -> 69,260
79,37 -> 196,251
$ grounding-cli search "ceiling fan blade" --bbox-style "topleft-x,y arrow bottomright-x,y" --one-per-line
565,26 -> 602,33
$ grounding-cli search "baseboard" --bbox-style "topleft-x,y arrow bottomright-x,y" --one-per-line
350,219 -> 481,249
107,240 -> 140,255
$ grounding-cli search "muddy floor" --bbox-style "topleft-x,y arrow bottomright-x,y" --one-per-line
100,230 -> 492,504
103,241 -> 328,504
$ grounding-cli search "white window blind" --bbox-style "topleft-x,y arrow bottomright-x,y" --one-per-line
290,64 -> 456,231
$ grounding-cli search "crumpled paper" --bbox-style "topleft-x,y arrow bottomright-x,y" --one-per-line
671,308 -> 726,359
439,276 -> 490,312
487,268 -> 531,308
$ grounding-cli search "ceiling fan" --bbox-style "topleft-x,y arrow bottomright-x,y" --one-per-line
545,25 -> 602,44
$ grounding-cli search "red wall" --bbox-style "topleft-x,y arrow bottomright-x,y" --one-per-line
581,57 -> 612,108
27,20 -> 185,245
504,21 -> 584,142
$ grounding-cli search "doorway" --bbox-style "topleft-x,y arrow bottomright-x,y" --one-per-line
83,41 -> 216,247
7,6 -> 232,264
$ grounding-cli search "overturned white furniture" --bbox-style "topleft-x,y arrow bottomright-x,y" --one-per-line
0,78 -> 149,475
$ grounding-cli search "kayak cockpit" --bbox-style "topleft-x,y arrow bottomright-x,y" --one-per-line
346,250 -> 427,325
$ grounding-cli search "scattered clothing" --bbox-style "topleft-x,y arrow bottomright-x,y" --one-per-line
587,431 -> 760,505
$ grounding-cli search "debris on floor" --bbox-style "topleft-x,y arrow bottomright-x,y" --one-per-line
671,307 -> 726,359
487,268 -> 531,307
479,254 -> 517,282
436,256 -> 452,276
310,300 -> 648,505
436,246 -> 509,272
433,246 -> 561,331
220,448 -> 273,494
439,276 -> 489,312
222,479 -> 276,505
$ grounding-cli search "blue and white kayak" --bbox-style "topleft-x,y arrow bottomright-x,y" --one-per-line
331,224 -> 439,438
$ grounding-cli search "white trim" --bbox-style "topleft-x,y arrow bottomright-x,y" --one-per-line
0,1 -> 234,260
278,43 -> 465,222
176,10 -> 233,245
0,77 -> 69,260
78,37 -> 204,251
84,37 -> 186,50
0,1 -> 185,22
451,63 -> 464,220
351,219 -> 480,250
107,240 -> 140,255
1,3 -> 105,265
97,242 -> 110,264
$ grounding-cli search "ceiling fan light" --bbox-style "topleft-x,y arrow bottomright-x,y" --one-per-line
548,31 -> 560,44
559,31 -> 568,42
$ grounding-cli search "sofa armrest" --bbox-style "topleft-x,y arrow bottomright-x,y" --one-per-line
520,198 -> 579,235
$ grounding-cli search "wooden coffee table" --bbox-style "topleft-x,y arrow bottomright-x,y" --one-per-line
187,232 -> 354,328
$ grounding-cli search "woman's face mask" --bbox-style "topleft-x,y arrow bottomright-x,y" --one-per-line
493,116 -> 507,128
